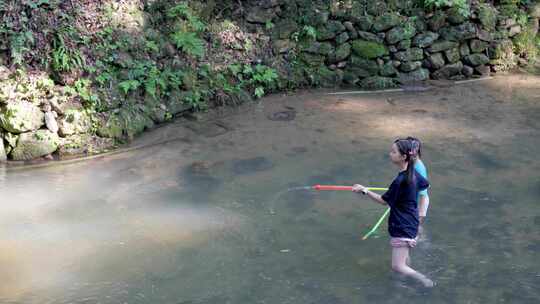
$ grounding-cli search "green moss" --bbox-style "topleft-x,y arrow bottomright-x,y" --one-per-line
372,13 -> 401,32
359,76 -> 397,90
97,114 -> 123,139
498,4 -> 520,18
386,21 -> 416,45
351,40 -> 388,59
513,28 -> 539,63
478,4 -> 497,30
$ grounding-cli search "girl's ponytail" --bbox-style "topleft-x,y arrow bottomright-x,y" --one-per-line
394,138 -> 420,185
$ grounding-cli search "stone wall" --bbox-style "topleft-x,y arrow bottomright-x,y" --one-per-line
260,1 -> 540,89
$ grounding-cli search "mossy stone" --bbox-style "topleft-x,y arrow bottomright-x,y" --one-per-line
351,40 -> 388,59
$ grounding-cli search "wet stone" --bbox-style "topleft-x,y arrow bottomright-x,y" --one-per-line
291,146 -> 308,154
267,110 -> 296,121
184,122 -> 230,137
462,65 -> 474,77
181,162 -> 223,196
232,156 -> 274,175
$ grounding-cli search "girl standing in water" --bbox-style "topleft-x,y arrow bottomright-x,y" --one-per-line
407,136 -> 430,237
353,138 -> 434,287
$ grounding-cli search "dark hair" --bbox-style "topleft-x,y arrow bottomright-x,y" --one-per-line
394,138 -> 420,184
406,136 -> 422,158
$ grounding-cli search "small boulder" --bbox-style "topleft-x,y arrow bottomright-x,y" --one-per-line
398,68 -> 430,83
464,54 -> 490,66
45,112 -> 59,133
428,53 -> 446,70
373,13 -> 402,32
359,76 -> 397,90
432,62 -> 464,79
11,130 -> 60,160
413,32 -> 440,48
0,101 -> 44,133
351,40 -> 388,59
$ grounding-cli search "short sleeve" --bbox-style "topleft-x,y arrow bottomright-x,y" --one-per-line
381,178 -> 400,207
415,161 -> 429,196
414,161 -> 427,179
417,174 -> 429,192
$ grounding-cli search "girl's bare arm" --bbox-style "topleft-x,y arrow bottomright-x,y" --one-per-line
352,184 -> 388,206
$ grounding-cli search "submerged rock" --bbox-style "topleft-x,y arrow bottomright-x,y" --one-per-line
232,157 -> 274,175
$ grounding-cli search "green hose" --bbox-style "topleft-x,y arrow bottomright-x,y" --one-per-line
362,207 -> 390,240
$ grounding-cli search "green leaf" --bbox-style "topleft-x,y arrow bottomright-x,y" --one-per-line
170,31 -> 205,58
167,3 -> 190,18
118,80 -> 140,95
229,64 -> 242,76
254,87 -> 265,98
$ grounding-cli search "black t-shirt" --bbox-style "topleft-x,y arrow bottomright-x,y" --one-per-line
381,170 -> 429,238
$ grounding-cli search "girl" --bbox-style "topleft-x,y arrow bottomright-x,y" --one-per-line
407,136 -> 430,235
352,138 -> 433,287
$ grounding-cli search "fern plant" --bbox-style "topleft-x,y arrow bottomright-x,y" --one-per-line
167,3 -> 191,19
118,80 -> 140,95
73,78 -> 100,107
167,2 -> 206,32
10,31 -> 34,65
227,64 -> 278,99
183,90 -> 208,111
167,2 -> 206,58
171,31 -> 205,58
51,33 -> 84,72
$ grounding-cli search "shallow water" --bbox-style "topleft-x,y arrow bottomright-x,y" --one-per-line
1,73 -> 540,303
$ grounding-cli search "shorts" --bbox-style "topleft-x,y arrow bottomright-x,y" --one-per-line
390,237 -> 417,248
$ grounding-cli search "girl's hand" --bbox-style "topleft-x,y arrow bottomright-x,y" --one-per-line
352,184 -> 366,193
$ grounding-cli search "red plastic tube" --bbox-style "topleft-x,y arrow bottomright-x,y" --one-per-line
312,185 -> 353,191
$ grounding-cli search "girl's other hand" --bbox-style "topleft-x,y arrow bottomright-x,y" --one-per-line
352,184 -> 366,193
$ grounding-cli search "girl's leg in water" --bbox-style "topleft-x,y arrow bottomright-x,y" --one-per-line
391,247 -> 434,287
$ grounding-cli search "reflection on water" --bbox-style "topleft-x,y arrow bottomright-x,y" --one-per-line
1,74 -> 540,303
